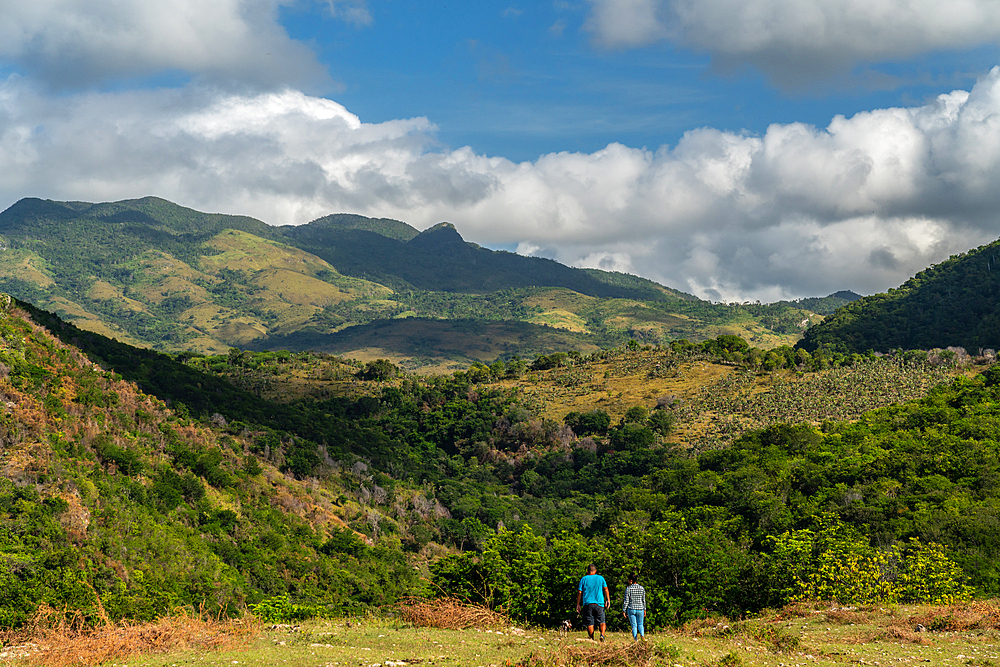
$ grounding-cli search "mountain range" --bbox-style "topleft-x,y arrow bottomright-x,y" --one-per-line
0,196 -> 856,370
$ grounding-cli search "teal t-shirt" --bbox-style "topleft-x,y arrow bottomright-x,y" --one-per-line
578,574 -> 608,605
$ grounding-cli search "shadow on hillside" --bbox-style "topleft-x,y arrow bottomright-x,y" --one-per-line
246,318 -> 610,368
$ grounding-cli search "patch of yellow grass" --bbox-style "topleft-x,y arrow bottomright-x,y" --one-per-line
525,309 -> 590,332
522,288 -> 597,313
86,281 -> 149,312
507,353 -> 735,426
252,269 -> 356,306
0,248 -> 55,287
208,320 -> 266,345
200,230 -> 333,276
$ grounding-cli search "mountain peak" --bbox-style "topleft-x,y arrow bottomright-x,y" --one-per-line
0,198 -> 80,226
408,222 -> 466,250
421,221 -> 461,235
301,213 -> 419,242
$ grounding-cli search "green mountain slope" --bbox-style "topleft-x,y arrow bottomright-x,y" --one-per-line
280,218 -> 686,299
0,296 -> 419,627
799,241 -> 1000,354
0,197 -> 392,353
302,212 -> 421,241
0,196 -> 828,367
788,290 -> 862,315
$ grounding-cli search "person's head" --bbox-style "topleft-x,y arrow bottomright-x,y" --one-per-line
587,563 -> 597,575
627,574 -> 637,585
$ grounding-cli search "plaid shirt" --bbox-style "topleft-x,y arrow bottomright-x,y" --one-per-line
622,583 -> 646,612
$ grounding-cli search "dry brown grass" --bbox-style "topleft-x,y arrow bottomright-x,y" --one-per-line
396,597 -> 511,630
907,599 -> 1000,632
843,625 -> 933,645
0,605 -> 260,667
760,600 -> 1000,648
823,609 -> 876,625
679,615 -> 733,637
761,600 -> 825,621
511,640 -> 671,667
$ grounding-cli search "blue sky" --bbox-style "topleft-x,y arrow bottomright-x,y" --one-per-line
4,0 -> 1000,302
282,2 -> 998,160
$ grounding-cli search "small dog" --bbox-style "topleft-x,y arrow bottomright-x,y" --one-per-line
559,619 -> 572,636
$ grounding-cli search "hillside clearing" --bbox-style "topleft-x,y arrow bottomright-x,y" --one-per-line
7,602 -> 1000,667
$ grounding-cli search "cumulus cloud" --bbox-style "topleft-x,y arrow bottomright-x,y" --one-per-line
0,0 -> 329,88
7,69 -> 1000,301
585,0 -> 1000,86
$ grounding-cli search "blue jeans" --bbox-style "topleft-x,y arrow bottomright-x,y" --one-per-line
626,608 -> 645,639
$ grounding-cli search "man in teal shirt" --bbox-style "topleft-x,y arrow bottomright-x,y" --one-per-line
575,563 -> 610,641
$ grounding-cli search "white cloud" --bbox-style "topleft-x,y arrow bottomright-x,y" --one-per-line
325,0 -> 372,26
584,0 -> 667,47
585,0 -> 1000,85
7,69 -> 1000,301
0,0 -> 329,88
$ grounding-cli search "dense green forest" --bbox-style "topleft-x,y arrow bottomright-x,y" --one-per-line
4,295 -> 999,633
800,239 -> 1000,354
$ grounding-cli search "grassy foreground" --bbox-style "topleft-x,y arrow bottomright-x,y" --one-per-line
5,602 -> 1000,667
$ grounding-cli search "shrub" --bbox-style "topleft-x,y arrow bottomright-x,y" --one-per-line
565,410 -> 611,437
767,517 -> 974,605
357,359 -> 398,381
249,595 -> 318,622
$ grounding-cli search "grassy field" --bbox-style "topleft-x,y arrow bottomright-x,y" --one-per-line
190,346 -> 980,449
501,350 -> 974,448
7,602 -> 1000,667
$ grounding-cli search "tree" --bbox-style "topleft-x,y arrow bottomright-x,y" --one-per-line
648,409 -> 675,435
357,359 -> 398,381
565,410 -> 611,436
479,527 -> 550,620
609,424 -> 655,452
622,406 -> 649,424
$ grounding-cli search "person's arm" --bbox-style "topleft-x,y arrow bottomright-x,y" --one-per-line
575,589 -> 582,613
603,585 -> 610,608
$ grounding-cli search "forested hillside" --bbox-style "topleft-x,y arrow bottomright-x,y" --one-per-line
0,196 -> 829,369
0,296 -> 418,629
5,295 -> 999,632
800,239 -> 1000,353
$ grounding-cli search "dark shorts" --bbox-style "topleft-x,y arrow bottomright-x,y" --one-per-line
581,603 -> 606,626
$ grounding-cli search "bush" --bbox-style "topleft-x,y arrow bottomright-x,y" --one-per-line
250,594 -> 318,622
565,410 -> 611,437
609,424 -> 655,452
357,359 -> 398,381
767,517 -> 974,605
93,434 -> 143,476
647,409 -> 675,435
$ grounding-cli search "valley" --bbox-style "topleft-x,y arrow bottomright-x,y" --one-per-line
2,197 -> 1000,666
